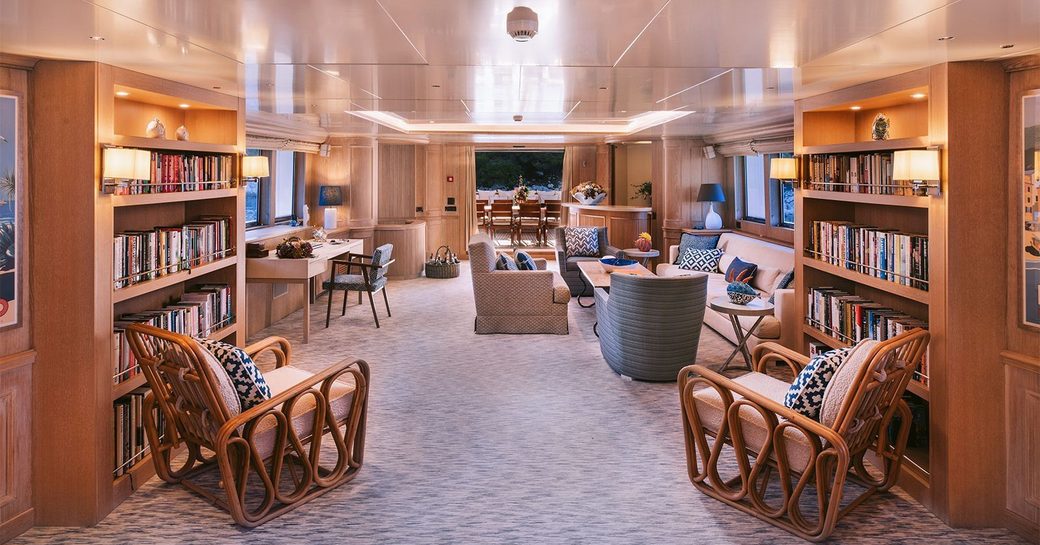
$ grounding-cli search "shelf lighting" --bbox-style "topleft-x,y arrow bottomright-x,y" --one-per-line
102,148 -> 151,193
115,91 -> 130,97
850,105 -> 862,111
241,156 -> 269,179
178,103 -> 190,109
910,93 -> 926,99
893,149 -> 941,196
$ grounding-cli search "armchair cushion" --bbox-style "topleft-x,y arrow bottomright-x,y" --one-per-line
194,345 -> 242,416
324,274 -> 387,292
564,227 -> 600,257
196,338 -> 271,411
678,248 -> 723,272
820,339 -> 880,427
674,233 -> 721,264
783,347 -> 853,420
252,366 -> 357,458
495,254 -> 518,271
514,251 -> 536,271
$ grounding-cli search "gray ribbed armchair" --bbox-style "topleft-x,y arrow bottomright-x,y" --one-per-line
594,273 -> 708,381
554,226 -> 621,296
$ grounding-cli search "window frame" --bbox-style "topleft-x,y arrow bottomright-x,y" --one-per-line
245,149 -> 303,230
734,152 -> 795,244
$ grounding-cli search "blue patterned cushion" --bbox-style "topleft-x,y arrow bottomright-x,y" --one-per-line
495,254 -> 518,271
725,257 -> 758,283
769,270 -> 794,304
514,251 -> 536,270
564,227 -> 600,257
677,248 -> 723,272
674,233 -> 720,264
323,273 -> 386,291
784,347 -> 853,420
195,338 -> 271,411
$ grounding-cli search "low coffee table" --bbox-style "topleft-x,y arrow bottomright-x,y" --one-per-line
708,296 -> 775,372
575,260 -> 655,308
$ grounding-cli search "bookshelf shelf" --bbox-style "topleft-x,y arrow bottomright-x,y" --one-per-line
802,257 -> 930,304
803,324 -> 930,400
112,255 -> 237,303
801,189 -> 932,209
907,380 -> 930,401
111,187 -> 237,207
112,374 -> 146,401
801,136 -> 929,155
108,135 -> 237,154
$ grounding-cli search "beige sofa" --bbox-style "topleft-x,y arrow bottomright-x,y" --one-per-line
656,232 -> 796,350
468,233 -> 571,334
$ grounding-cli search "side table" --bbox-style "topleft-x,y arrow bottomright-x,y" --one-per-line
621,248 -> 660,268
708,296 -> 775,372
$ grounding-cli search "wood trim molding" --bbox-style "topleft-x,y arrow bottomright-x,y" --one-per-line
1003,350 -> 1040,372
0,508 -> 33,544
0,350 -> 34,374
1002,55 -> 1040,74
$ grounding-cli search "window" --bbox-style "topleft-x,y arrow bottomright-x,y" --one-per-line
742,155 -> 767,222
736,153 -> 795,238
245,148 -> 301,229
475,150 -> 564,192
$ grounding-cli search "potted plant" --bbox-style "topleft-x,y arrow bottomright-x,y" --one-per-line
572,181 -> 606,205
632,180 -> 651,204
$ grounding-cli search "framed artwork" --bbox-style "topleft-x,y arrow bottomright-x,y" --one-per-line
1023,93 -> 1040,328
0,94 -> 19,329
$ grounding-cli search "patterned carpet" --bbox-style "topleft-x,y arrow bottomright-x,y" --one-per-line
16,263 -> 1024,544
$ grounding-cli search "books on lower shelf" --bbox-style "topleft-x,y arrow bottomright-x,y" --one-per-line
807,221 -> 929,290
113,216 -> 232,289
806,152 -> 912,195
806,286 -> 929,386
113,152 -> 234,195
114,387 -> 165,477
113,284 -> 233,384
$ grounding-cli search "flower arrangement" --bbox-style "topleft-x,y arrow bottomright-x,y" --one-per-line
276,236 -> 315,259
572,181 -> 606,205
512,176 -> 529,204
634,232 -> 652,252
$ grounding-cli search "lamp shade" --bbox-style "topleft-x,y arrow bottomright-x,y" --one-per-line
132,149 -> 151,180
242,155 -> 269,178
103,148 -> 139,179
318,185 -> 343,206
696,183 -> 726,203
892,150 -> 939,181
769,157 -> 798,180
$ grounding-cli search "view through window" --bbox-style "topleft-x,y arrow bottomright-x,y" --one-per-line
475,150 -> 564,192
741,153 -> 795,229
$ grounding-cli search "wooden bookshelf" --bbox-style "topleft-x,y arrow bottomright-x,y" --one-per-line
794,63 -> 1009,526
30,62 -> 246,526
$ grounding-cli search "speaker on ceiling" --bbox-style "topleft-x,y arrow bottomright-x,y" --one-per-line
702,145 -> 716,159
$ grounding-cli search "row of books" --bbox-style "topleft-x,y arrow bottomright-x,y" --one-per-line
114,388 -> 166,476
113,216 -> 232,289
806,287 -> 929,385
113,284 -> 233,384
807,221 -> 929,290
805,152 -> 913,195
113,152 -> 235,195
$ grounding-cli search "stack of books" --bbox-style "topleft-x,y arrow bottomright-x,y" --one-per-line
806,152 -> 911,195
807,221 -> 929,290
114,387 -> 165,476
113,284 -> 233,384
114,152 -> 234,195
113,216 -> 232,289
806,287 -> 929,386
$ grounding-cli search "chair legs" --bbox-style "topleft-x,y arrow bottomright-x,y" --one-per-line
366,289 -> 380,328
382,287 -> 391,316
325,288 -> 389,329
325,287 -> 335,328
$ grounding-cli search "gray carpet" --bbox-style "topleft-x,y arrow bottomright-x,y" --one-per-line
16,263 -> 1024,544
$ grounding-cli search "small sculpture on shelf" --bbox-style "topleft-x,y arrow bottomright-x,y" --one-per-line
275,237 -> 314,259
726,281 -> 758,305
175,124 -> 189,141
871,113 -> 891,141
145,117 -> 166,139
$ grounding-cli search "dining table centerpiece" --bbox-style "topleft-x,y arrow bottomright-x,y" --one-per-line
512,176 -> 529,204
572,181 -> 606,205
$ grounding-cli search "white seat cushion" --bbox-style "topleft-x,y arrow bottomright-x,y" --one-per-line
819,340 -> 880,428
251,366 -> 358,458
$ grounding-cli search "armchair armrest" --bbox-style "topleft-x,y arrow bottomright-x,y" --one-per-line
605,244 -> 622,258
533,258 -> 548,270
751,341 -> 810,376
334,259 -> 396,270
773,288 -> 798,351
244,336 -> 292,369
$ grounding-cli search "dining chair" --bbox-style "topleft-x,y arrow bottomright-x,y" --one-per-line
516,202 -> 544,246
475,199 -> 489,232
489,201 -> 516,245
543,200 -> 562,246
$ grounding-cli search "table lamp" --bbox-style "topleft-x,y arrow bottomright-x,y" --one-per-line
697,183 -> 726,230
318,185 -> 344,230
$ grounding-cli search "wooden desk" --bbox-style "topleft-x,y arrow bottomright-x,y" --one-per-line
246,238 -> 364,343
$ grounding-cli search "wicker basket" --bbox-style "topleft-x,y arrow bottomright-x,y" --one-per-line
425,245 -> 460,279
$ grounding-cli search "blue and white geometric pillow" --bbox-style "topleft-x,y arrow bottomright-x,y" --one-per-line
784,347 -> 853,420
674,233 -> 720,264
195,338 -> 271,411
514,251 -> 536,270
677,248 -> 723,272
495,254 -> 518,270
564,227 -> 600,257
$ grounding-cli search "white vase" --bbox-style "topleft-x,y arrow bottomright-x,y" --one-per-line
145,117 -> 166,139
174,125 -> 189,141
704,203 -> 723,230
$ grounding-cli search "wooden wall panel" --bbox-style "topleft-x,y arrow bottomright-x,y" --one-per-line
0,352 -> 33,543
653,138 -> 725,249
377,144 -> 417,221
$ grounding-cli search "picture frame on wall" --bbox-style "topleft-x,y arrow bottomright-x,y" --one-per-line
1022,92 -> 1040,329
0,93 -> 21,330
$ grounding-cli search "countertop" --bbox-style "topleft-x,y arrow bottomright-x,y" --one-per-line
561,203 -> 653,213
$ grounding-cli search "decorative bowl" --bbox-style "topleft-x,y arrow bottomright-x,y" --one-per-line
573,192 -> 607,205
726,281 -> 758,305
600,257 -> 638,272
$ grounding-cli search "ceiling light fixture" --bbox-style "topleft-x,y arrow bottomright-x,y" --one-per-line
89,35 -> 105,41
115,91 -> 130,97
432,84 -> 440,88
911,93 -> 926,99
178,103 -> 190,109
599,86 -> 607,91
212,86 -> 222,90
1001,44 -> 1015,49
513,114 -> 523,122
937,35 -> 955,41
850,105 -> 862,111
506,7 -> 538,42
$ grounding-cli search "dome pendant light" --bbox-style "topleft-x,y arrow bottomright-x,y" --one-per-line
507,7 -> 538,42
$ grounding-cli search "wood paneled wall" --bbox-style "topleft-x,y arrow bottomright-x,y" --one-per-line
0,64 -> 34,544
377,144 -> 417,221
651,138 -> 726,249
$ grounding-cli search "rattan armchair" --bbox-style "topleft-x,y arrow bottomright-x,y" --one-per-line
125,324 -> 370,527
678,328 -> 929,542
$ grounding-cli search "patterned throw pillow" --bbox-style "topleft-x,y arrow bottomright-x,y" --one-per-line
564,227 -> 600,257
677,248 -> 723,272
784,347 -> 853,420
495,254 -> 518,271
674,233 -> 720,264
195,338 -> 272,411
514,251 -> 536,271
769,271 -> 794,304
725,257 -> 758,283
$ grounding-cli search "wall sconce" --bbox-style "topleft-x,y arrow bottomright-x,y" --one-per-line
102,147 -> 150,194
893,149 -> 941,196
769,157 -> 798,181
318,185 -> 344,230
241,155 -> 270,180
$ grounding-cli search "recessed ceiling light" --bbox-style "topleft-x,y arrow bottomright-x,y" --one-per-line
937,35 -> 955,41
89,35 -> 105,41
910,93 -> 926,99
1001,44 -> 1015,49
428,120 -> 435,124
766,86 -> 776,90
620,110 -> 627,113
599,86 -> 607,90
432,84 -> 441,88
850,105 -> 862,111
178,103 -> 190,109
212,86 -> 222,90
115,91 -> 130,97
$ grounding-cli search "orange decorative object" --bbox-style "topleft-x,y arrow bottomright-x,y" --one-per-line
634,232 -> 652,252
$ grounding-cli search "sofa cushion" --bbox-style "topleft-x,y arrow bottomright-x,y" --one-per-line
784,347 -> 853,420
495,254 -> 518,270
725,257 -> 758,283
673,233 -> 720,264
753,266 -> 783,294
819,340 -> 880,427
718,253 -> 737,274
195,338 -> 272,411
564,227 -> 600,257
678,248 -> 723,272
514,251 -> 536,271
769,270 -> 794,304
718,232 -> 794,272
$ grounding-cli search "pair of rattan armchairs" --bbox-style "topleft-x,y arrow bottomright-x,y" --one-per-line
679,328 -> 930,542
124,324 -> 370,527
